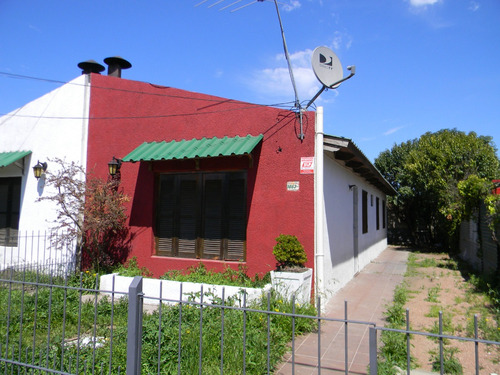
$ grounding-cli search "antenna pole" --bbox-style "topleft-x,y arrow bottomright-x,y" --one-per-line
273,0 -> 304,140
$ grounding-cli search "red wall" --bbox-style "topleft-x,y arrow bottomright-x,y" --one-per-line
86,73 -> 315,279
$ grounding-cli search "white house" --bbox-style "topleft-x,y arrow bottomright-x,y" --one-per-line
0,74 -> 90,270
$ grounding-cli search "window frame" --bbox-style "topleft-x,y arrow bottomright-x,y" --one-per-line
154,170 -> 247,261
362,190 -> 368,234
0,177 -> 22,246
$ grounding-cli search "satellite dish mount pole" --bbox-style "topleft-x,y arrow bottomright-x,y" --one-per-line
273,0 -> 304,140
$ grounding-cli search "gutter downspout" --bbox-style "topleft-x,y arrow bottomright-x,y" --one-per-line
314,106 -> 325,300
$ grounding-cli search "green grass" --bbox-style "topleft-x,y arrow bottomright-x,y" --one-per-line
377,282 -> 415,373
0,270 -> 315,374
160,262 -> 271,288
425,284 -> 441,303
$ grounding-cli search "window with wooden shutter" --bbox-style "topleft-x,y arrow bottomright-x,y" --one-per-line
362,190 -> 368,234
0,177 -> 21,246
155,171 -> 247,260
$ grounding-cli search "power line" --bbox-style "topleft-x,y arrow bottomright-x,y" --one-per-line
0,71 -> 300,120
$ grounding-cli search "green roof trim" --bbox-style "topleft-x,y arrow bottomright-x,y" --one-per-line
0,150 -> 31,168
122,135 -> 263,162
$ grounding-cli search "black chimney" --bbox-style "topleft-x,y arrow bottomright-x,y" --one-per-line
77,60 -> 105,75
103,56 -> 132,78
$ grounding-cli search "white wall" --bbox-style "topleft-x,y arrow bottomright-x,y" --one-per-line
320,153 -> 388,299
0,75 -> 90,237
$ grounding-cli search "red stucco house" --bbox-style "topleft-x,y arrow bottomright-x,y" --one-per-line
87,71 -> 316,279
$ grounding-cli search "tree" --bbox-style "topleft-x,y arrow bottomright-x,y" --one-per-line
375,129 -> 500,250
38,158 -> 132,272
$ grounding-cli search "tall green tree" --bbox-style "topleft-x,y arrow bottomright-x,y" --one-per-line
375,129 -> 500,250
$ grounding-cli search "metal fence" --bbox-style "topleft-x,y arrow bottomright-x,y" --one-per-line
0,269 -> 499,374
0,231 -> 77,277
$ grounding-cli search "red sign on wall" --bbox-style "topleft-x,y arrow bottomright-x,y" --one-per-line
300,157 -> 315,174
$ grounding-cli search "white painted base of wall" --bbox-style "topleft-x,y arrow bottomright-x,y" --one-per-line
99,274 -> 271,306
270,268 -> 313,305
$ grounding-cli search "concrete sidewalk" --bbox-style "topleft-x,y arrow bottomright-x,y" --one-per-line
276,246 -> 410,374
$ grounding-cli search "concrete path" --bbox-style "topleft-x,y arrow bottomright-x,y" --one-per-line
276,246 -> 410,374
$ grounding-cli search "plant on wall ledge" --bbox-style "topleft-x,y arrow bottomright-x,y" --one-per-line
273,234 -> 308,272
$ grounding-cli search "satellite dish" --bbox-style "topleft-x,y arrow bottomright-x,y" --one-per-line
311,46 -> 343,88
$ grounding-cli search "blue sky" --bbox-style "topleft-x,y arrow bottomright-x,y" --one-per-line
1,0 -> 499,162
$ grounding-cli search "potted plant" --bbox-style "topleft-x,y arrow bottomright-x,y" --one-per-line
270,234 -> 312,304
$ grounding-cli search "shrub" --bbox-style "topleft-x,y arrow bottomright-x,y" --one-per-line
161,262 -> 270,288
272,234 -> 308,270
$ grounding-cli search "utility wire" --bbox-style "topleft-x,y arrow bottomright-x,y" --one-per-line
0,71 -> 301,120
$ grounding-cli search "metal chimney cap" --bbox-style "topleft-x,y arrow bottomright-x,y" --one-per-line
77,60 -> 105,74
103,56 -> 132,69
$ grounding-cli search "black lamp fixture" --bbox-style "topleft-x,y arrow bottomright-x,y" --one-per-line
108,156 -> 122,177
33,161 -> 48,179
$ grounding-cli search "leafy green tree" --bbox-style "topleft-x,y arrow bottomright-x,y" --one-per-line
375,129 -> 500,250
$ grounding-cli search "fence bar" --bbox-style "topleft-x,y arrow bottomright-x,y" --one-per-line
157,281 -> 163,375
291,295 -> 296,375
267,292 -> 271,374
474,314 -> 479,375
369,326 -> 377,375
126,276 -> 143,375
317,296 -> 321,375
344,300 -> 348,375
439,311 -> 443,374
198,285 -> 204,375
109,275 -> 116,375
242,291 -> 247,375
177,283 -> 183,375
406,309 -> 410,375
220,287 -> 225,375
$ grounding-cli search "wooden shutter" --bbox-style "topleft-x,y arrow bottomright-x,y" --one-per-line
225,175 -> 246,260
156,176 -> 176,256
155,172 -> 247,261
0,178 -> 21,246
177,177 -> 198,258
202,176 -> 223,259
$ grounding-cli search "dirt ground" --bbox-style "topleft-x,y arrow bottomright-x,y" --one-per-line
402,252 -> 500,374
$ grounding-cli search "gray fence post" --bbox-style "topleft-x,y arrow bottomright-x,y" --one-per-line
369,326 -> 377,375
127,276 -> 143,375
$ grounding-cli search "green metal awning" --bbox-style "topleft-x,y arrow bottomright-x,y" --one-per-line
0,150 -> 31,167
122,135 -> 263,162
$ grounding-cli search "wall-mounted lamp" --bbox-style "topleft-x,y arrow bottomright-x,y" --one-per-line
108,156 -> 122,177
33,161 -> 48,179
348,184 -> 357,191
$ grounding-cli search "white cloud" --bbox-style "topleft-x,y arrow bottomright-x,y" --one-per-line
282,0 -> 301,12
409,0 -> 440,6
246,47 -> 348,105
246,48 -> 321,104
29,24 -> 42,33
384,126 -> 405,136
331,31 -> 353,51
468,1 -> 480,11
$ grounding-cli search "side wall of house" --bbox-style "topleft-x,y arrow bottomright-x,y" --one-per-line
87,74 -> 316,278
0,75 -> 89,233
321,153 -> 388,299
0,75 -> 89,266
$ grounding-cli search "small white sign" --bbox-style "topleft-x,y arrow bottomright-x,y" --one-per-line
287,181 -> 299,191
300,157 -> 315,174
